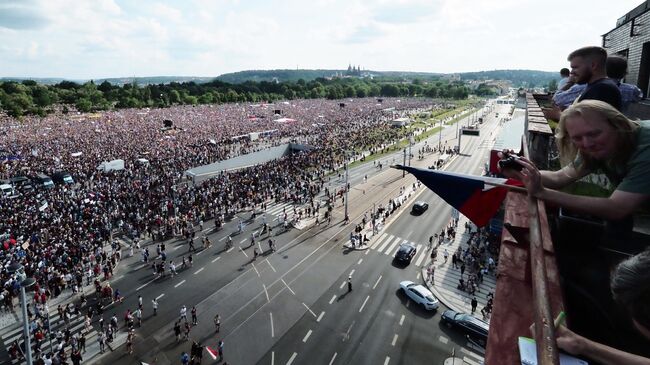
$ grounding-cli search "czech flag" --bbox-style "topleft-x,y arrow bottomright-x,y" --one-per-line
206,346 -> 219,360
393,165 -> 524,227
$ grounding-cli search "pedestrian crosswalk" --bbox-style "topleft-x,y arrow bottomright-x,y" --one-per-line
366,233 -> 431,267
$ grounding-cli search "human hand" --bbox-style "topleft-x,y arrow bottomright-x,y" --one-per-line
555,325 -> 587,356
497,150 -> 524,179
514,157 -> 544,198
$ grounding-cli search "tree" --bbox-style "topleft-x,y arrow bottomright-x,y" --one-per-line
75,98 -> 93,112
548,79 -> 558,93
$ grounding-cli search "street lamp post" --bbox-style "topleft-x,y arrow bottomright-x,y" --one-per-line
344,160 -> 349,221
7,263 -> 36,365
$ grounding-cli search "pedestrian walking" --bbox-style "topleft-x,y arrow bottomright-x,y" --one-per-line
461,263 -> 466,277
214,314 -> 221,333
347,275 -> 352,292
191,306 -> 198,325
174,321 -> 182,342
152,298 -> 158,316
184,321 -> 191,340
218,340 -> 224,361
138,295 -> 143,310
471,297 -> 478,314
180,305 -> 187,321
443,249 -> 449,263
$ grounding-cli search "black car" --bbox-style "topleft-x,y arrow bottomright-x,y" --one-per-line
441,309 -> 489,347
412,201 -> 429,214
394,243 -> 417,264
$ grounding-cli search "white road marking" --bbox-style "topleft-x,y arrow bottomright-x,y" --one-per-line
116,275 -> 124,280
174,280 -> 186,288
156,293 -> 165,300
240,247 -> 249,258
414,244 -> 427,266
357,258 -> 363,265
370,233 -> 388,249
136,278 -> 155,291
212,256 -> 221,263
253,264 -> 260,277
240,238 -> 247,244
266,259 -> 277,272
373,275 -> 382,290
226,247 -> 234,253
272,351 -> 275,365
317,311 -> 325,322
218,236 -> 227,242
270,312 -> 274,338
329,295 -> 337,304
399,314 -> 405,326
439,336 -> 448,344
302,329 -> 312,342
194,267 -> 204,275
174,245 -> 181,251
365,249 -> 370,255
196,250 -> 203,256
286,352 -> 298,365
377,234 -> 394,252
359,295 -> 370,313
385,239 -> 405,256
339,281 -> 346,289
328,353 -> 337,365
283,279 -> 296,295
416,272 -> 421,280
461,348 -> 484,361
263,284 -> 270,302
463,357 -> 481,365
349,269 -> 355,276
384,356 -> 390,365
391,334 -> 398,346
303,302 -> 317,318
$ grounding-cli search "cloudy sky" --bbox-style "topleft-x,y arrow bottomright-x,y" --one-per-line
0,0 -> 644,79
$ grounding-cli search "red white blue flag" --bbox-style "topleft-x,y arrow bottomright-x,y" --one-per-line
394,165 -> 524,227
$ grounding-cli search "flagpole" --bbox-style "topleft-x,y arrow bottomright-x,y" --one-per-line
389,165 -> 528,193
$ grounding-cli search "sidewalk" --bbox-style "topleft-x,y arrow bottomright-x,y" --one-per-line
420,214 -> 497,321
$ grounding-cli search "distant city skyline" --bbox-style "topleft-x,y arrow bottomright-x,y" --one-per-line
0,0 -> 645,79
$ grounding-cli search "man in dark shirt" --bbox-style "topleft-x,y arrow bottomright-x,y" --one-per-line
568,46 -> 622,110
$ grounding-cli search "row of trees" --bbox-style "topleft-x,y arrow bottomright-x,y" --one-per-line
0,77 -> 471,118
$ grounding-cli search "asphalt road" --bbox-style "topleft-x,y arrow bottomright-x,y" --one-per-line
91,101 -> 509,365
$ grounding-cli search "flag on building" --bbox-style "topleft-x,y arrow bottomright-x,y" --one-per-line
393,165 -> 524,227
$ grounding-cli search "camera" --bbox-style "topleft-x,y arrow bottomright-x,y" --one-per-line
498,154 -> 523,171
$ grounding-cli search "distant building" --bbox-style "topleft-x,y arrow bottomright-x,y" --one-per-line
346,64 -> 363,77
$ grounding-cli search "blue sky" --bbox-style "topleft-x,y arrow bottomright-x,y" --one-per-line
0,0 -> 644,79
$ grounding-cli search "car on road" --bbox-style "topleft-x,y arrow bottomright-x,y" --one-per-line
411,201 -> 429,214
394,243 -> 417,264
440,309 -> 489,347
400,281 -> 439,310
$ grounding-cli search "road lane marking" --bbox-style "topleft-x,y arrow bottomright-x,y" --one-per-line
156,293 -> 165,300
329,295 -> 337,304
253,263 -> 260,277
349,269 -> 355,276
270,312 -> 274,338
463,357 -> 480,365
174,280 -> 186,288
416,272 -> 421,280
339,281 -> 346,289
174,245 -> 181,251
377,234 -> 394,252
438,336 -> 448,344
266,259 -> 277,273
212,256 -> 221,263
385,239 -> 405,256
240,247 -> 249,258
317,311 -> 325,322
303,302 -> 317,318
382,236 -> 402,255
286,352 -> 297,365
240,238 -> 247,244
461,348 -> 484,360
283,279 -> 296,295
365,249 -> 370,255
136,278 -> 155,291
328,353 -> 337,365
384,356 -> 390,365
194,267 -> 204,275
357,258 -> 363,265
391,334 -> 398,346
370,233 -> 388,249
343,321 -> 355,342
302,329 -> 312,343
116,275 -> 124,280
414,244 -> 426,266
219,236 -> 227,242
196,250 -> 203,256
373,275 -> 382,290
359,295 -> 370,313
226,247 -> 234,253
272,351 -> 275,365
399,314 -> 405,325
263,284 -> 270,302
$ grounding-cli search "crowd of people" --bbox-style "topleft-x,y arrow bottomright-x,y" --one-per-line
0,96 -> 443,362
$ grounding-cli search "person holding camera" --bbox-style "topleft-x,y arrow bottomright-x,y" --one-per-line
501,100 -> 649,223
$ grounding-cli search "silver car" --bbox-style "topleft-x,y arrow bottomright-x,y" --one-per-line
400,280 -> 439,310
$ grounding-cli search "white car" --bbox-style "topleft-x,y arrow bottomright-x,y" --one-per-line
400,280 -> 439,310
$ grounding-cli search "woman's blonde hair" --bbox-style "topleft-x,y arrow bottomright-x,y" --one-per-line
556,100 -> 638,174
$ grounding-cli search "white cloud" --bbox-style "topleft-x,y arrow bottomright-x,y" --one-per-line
0,0 -> 645,78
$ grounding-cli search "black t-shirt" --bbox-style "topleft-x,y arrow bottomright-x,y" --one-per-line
578,77 -> 622,111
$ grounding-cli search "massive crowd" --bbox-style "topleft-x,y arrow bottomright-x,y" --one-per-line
0,97 -> 437,314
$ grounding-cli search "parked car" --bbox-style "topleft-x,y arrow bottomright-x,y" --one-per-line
9,176 -> 33,193
440,309 -> 489,347
31,174 -> 54,189
411,201 -> 429,214
400,281 -> 439,310
52,171 -> 74,185
394,243 -> 417,264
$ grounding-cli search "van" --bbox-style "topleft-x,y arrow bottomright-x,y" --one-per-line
0,183 -> 14,197
31,174 -> 54,189
52,171 -> 74,185
97,159 -> 125,172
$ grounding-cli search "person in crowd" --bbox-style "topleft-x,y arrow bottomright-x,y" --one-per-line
606,55 -> 644,113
